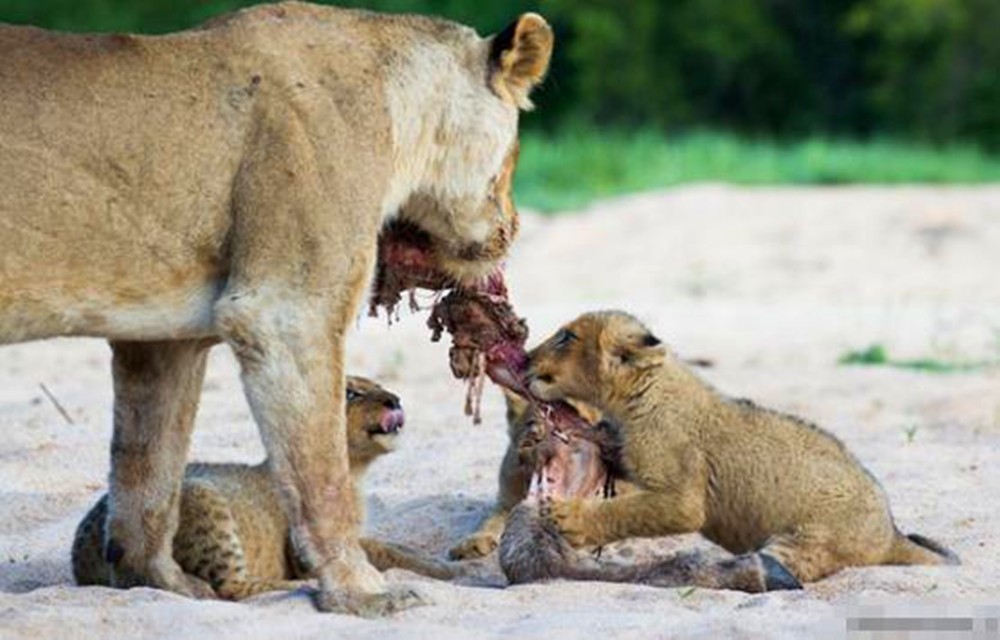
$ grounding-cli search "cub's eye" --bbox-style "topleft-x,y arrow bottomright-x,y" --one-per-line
554,329 -> 577,349
346,388 -> 362,403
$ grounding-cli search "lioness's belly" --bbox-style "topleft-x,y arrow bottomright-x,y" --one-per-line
0,25 -> 251,344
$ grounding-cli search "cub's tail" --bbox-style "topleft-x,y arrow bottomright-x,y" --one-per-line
885,532 -> 960,566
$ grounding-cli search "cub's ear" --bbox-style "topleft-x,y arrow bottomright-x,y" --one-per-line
612,332 -> 665,369
641,333 -> 662,347
489,13 -> 554,110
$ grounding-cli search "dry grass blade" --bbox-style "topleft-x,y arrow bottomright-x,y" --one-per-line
39,382 -> 75,425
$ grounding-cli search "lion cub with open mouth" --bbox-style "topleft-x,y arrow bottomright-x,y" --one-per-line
517,310 -> 957,590
73,376 -> 456,599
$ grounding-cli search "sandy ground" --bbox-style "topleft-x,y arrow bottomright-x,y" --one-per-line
1,185 -> 998,638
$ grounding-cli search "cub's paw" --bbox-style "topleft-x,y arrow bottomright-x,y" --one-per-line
313,584 -> 429,617
549,500 -> 601,547
449,532 -> 500,560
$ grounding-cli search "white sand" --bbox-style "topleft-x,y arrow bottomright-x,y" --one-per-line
2,186 -> 998,638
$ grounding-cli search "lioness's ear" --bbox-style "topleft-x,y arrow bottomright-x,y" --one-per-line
489,13 -> 554,110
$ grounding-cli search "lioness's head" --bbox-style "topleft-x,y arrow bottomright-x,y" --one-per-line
387,13 -> 554,284
525,312 -> 666,409
345,375 -> 404,469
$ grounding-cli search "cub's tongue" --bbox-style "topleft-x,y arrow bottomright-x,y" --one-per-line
379,408 -> 405,433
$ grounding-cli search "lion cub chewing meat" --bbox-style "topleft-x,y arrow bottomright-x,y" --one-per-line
504,311 -> 957,591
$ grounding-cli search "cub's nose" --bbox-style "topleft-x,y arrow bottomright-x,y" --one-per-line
382,395 -> 401,411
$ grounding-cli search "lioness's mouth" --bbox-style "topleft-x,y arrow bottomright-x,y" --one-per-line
370,220 -> 530,423
369,221 -> 450,319
370,220 -> 576,439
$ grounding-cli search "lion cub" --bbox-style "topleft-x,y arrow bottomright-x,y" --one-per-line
521,311 -> 957,589
73,376 -> 456,599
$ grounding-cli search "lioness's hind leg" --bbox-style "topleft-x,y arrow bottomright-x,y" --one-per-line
106,339 -> 214,598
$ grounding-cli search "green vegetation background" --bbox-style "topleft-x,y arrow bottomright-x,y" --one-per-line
3,0 -> 999,210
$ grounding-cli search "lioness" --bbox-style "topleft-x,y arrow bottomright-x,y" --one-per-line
519,311 -> 957,588
0,2 -> 551,614
73,376 -> 457,599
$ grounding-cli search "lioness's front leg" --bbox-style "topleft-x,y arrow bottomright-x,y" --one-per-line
217,105 -> 427,614
215,289 -> 417,615
106,339 -> 215,598
551,489 -> 707,547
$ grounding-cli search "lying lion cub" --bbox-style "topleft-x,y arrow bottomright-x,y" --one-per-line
517,311 -> 957,589
73,377 -> 456,599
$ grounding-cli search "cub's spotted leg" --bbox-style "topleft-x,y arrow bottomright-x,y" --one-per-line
172,482 -> 307,599
361,538 -> 458,580
449,511 -> 508,561
105,339 -> 215,598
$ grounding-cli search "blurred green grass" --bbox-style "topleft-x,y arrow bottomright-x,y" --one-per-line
516,130 -> 1000,212
838,344 -> 995,374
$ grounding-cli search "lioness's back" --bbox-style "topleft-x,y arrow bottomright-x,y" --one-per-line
0,3 -> 401,344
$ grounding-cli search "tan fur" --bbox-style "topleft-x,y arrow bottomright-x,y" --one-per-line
73,376 -> 458,599
524,311 -> 958,587
0,3 -> 550,613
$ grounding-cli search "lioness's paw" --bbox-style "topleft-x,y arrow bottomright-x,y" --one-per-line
180,573 -> 219,599
313,584 -> 429,617
549,500 -> 599,547
113,562 -> 217,599
449,533 -> 499,560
